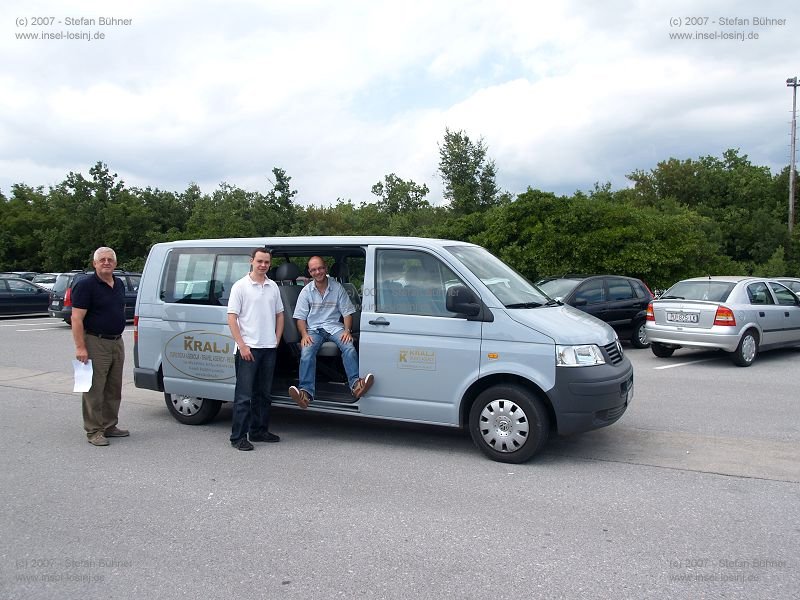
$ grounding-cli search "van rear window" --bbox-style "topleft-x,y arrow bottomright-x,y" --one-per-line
161,250 -> 250,305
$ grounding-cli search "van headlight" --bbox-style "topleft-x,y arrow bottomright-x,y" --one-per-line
555,344 -> 606,367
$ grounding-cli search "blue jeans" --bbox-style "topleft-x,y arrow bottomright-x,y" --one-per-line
230,347 -> 277,442
298,328 -> 360,399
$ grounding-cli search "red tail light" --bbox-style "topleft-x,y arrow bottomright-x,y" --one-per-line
713,306 -> 736,326
133,315 -> 138,344
64,287 -> 72,307
646,302 -> 654,321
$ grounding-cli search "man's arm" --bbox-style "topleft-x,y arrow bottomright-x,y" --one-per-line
341,314 -> 354,344
275,311 -> 285,342
296,318 -> 313,347
71,307 -> 89,364
227,313 -> 252,361
336,284 -> 356,343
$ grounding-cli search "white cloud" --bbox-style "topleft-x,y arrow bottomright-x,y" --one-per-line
1,0 -> 798,203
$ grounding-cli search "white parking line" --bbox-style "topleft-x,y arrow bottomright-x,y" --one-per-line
0,320 -> 62,327
654,358 -> 721,369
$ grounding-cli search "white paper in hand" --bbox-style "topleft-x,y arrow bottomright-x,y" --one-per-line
72,359 -> 93,392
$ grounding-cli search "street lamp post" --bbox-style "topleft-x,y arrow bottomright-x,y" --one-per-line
788,77 -> 798,234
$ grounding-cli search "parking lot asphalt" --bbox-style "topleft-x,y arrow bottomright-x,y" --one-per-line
1,317 -> 798,599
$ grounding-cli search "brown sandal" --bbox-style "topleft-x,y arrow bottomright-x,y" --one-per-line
351,373 -> 374,399
289,386 -> 311,409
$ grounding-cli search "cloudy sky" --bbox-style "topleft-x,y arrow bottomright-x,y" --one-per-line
1,0 -> 798,206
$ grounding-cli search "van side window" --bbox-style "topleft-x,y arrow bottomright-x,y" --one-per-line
376,250 -> 461,317
161,251 -> 250,305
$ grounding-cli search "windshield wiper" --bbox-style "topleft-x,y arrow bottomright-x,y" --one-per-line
544,298 -> 562,306
506,302 -> 543,309
659,295 -> 684,299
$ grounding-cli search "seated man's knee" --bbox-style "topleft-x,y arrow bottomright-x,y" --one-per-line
300,344 -> 319,358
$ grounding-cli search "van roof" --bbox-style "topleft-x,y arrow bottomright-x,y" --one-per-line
152,236 -> 478,249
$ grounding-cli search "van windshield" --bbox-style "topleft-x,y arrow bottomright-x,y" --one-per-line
445,245 -> 551,308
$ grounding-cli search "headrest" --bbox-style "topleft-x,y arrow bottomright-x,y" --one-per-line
274,262 -> 301,282
330,262 -> 349,281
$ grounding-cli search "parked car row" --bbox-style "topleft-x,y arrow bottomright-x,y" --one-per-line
1,269 -> 141,319
0,271 -> 38,281
48,270 -> 141,324
0,277 -> 51,316
532,273 -> 800,367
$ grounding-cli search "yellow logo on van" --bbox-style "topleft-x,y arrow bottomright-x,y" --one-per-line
165,330 -> 236,381
398,348 -> 436,371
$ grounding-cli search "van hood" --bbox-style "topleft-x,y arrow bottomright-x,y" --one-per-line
504,304 -> 618,346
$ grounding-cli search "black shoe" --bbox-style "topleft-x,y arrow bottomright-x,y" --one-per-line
231,437 -> 254,451
250,432 -> 280,443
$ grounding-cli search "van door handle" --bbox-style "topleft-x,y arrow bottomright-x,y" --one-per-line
759,312 -> 765,317
369,318 -> 390,326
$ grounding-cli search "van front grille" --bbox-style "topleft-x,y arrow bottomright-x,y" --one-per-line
603,341 -> 623,365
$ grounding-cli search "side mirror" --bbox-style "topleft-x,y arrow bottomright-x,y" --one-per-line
446,285 -> 480,316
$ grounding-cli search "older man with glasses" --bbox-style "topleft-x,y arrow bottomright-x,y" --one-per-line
71,247 -> 129,446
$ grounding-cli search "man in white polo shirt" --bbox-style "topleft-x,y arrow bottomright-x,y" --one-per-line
227,247 -> 284,451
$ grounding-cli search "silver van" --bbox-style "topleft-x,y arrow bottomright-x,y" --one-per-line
133,237 -> 633,463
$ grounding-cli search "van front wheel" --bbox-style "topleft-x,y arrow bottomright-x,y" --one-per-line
469,385 -> 549,464
164,393 -> 222,425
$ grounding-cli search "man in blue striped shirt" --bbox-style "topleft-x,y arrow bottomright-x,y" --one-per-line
289,256 -> 373,407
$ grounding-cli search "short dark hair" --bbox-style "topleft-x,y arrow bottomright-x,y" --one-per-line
250,247 -> 272,259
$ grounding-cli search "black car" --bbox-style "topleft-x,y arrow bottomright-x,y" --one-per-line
0,277 -> 51,316
537,275 -> 654,348
49,270 -> 141,325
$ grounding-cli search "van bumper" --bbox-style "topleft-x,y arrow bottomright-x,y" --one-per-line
549,359 -> 633,435
134,367 -> 163,392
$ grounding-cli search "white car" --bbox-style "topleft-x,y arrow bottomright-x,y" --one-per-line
30,273 -> 60,290
646,276 -> 800,366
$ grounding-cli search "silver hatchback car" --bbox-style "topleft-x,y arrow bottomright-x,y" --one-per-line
646,276 -> 800,366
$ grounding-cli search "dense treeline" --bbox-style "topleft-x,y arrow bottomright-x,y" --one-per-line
1,133 -> 798,289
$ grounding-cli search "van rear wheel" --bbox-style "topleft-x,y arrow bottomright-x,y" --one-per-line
469,385 -> 549,464
164,393 -> 222,425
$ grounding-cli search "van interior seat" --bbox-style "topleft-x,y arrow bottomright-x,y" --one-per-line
330,261 -> 361,333
275,262 -> 303,347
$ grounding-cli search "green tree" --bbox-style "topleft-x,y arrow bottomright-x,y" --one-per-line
185,183 -> 260,239
438,128 -> 499,214
253,168 -> 299,235
371,173 -> 430,215
627,149 -> 787,270
0,184 -> 49,270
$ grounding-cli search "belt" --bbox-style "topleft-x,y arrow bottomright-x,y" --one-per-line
86,331 -> 122,340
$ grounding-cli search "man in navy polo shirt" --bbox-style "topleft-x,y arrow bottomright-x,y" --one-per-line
71,247 -> 129,447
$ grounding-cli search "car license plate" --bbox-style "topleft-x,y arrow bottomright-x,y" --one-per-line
666,312 -> 698,323
50,301 -> 59,307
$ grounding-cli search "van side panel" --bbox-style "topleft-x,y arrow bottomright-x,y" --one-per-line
133,245 -> 169,389
478,309 -> 556,389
